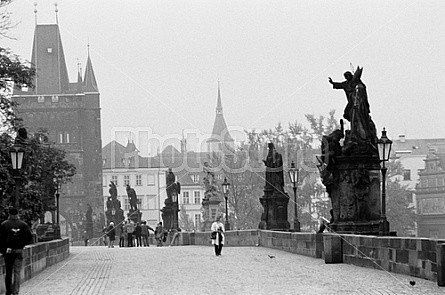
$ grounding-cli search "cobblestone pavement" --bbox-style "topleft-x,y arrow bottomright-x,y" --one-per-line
20,245 -> 444,295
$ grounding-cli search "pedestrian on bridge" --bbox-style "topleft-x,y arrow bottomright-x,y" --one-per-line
155,222 -> 165,247
141,221 -> 154,247
211,216 -> 225,256
106,222 -> 116,248
0,207 -> 33,295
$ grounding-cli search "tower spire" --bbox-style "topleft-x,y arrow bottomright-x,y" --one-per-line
216,81 -> 222,115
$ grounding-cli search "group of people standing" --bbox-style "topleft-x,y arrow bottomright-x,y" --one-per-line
101,216 -> 226,255
103,220 -> 155,248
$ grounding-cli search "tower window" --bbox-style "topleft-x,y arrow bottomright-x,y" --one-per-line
47,48 -> 53,53
38,96 -> 44,103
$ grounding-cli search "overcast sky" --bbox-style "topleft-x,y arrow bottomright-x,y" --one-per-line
3,0 -> 445,154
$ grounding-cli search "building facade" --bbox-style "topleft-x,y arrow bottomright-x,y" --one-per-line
391,135 -> 445,237
102,141 -> 167,227
12,19 -> 103,241
416,152 -> 445,238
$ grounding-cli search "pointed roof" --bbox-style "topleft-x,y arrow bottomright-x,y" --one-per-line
208,83 -> 234,143
31,24 -> 70,94
83,52 -> 98,92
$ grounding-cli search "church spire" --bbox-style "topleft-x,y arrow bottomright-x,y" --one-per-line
207,81 -> 234,153
216,81 -> 223,115
83,45 -> 98,92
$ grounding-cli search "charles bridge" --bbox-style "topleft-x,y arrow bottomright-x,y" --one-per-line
2,230 -> 445,294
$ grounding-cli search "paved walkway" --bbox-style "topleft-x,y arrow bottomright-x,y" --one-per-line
20,245 -> 443,295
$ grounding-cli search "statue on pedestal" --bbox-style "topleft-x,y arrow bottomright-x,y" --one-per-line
106,181 -> 124,225
263,143 -> 284,192
259,142 -> 289,230
161,169 -> 181,231
319,66 -> 383,234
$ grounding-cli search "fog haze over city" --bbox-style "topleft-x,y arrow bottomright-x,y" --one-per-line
3,0 -> 445,154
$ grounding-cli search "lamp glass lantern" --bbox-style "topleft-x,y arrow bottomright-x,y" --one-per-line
288,161 -> 300,187
10,145 -> 25,170
222,178 -> 230,196
377,128 -> 392,164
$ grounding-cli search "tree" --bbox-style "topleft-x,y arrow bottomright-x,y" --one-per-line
0,47 -> 35,131
0,0 -> 17,39
0,130 -> 76,226
178,204 -> 196,231
385,160 -> 417,236
386,178 -> 416,236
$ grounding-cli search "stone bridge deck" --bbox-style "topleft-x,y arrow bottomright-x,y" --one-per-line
20,245 -> 443,295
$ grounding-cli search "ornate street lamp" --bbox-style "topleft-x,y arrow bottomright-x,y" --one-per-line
288,161 -> 301,232
222,178 -> 231,231
377,128 -> 392,236
10,144 -> 25,208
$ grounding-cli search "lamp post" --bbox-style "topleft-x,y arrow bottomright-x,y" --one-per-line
9,144 -> 25,208
288,161 -> 300,232
222,178 -> 230,231
377,128 -> 392,236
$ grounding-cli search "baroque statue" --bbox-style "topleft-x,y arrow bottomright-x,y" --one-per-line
126,184 -> 138,211
263,142 -> 284,192
328,67 -> 378,156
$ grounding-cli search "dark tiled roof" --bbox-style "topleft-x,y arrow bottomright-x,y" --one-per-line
391,137 -> 445,156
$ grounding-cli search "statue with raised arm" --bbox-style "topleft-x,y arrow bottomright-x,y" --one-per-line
329,67 -> 377,155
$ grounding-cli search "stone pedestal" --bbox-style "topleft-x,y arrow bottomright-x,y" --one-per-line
127,209 -> 142,223
325,155 -> 382,235
161,199 -> 174,230
259,188 -> 290,231
201,197 -> 222,232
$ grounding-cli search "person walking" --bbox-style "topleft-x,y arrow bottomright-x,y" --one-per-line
0,207 -> 33,295
106,222 -> 116,248
140,221 -> 154,247
83,230 -> 88,246
119,223 -> 125,247
155,222 -> 164,247
211,216 -> 225,256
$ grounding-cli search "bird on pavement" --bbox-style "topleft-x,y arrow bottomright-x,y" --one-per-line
409,280 -> 415,287
268,255 -> 275,259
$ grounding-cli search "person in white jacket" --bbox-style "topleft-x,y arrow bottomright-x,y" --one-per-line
211,216 -> 225,256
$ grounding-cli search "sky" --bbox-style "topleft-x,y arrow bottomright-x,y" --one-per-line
2,0 -> 445,154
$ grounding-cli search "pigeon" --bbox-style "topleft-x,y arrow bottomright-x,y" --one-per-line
409,280 -> 415,287
268,255 -> 275,259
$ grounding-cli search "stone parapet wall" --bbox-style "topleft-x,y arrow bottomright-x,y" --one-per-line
178,230 -> 445,285
341,235 -> 445,282
0,238 -> 70,293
